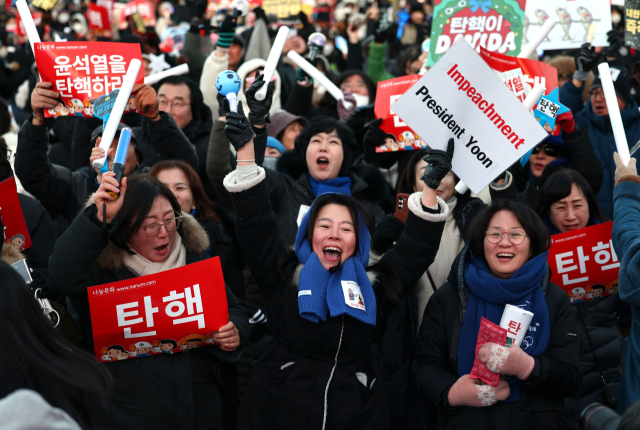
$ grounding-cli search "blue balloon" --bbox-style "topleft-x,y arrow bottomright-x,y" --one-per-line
216,70 -> 242,96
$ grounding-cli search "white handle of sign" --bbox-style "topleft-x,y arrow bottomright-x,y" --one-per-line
518,19 -> 556,59
522,83 -> 546,112
16,0 -> 41,57
598,62 -> 630,166
455,181 -> 468,194
92,59 -> 142,169
226,93 -> 238,113
144,64 -> 189,85
255,26 -> 289,101
287,50 -> 353,110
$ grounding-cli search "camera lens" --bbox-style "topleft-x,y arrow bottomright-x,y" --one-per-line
580,403 -> 621,430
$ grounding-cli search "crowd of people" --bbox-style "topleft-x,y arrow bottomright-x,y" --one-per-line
2,0 -> 640,429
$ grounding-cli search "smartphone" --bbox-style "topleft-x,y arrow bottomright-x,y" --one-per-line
394,193 -> 410,223
11,259 -> 32,285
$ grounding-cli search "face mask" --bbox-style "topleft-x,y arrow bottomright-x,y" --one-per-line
323,43 -> 335,57
72,23 -> 83,34
58,13 -> 70,24
262,157 -> 279,171
0,47 -> 7,58
352,93 -> 370,107
612,12 -> 621,25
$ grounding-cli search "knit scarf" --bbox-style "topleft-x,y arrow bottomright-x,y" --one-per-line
308,174 -> 352,198
458,252 -> 551,403
294,197 -> 376,326
122,234 -> 187,277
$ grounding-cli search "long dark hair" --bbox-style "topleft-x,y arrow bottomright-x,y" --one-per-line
396,149 -> 427,194
0,261 -> 111,428
537,169 -> 606,231
468,199 -> 550,262
111,175 -> 182,252
147,160 -> 219,223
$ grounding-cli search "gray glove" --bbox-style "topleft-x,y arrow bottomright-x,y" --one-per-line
573,43 -> 598,82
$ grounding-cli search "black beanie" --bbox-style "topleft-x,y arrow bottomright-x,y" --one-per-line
591,66 -> 633,105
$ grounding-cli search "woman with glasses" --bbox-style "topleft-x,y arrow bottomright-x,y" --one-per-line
48,173 -> 249,430
413,199 -> 581,430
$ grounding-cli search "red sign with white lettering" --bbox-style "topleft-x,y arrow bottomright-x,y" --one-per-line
87,2 -> 112,36
34,41 -> 144,118
15,10 -> 42,36
0,177 -> 32,250
88,258 -> 229,362
547,222 -> 619,304
374,75 -> 423,152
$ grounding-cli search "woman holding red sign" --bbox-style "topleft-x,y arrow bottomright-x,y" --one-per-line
48,173 -> 249,429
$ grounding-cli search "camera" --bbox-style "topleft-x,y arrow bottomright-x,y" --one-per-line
580,403 -> 621,430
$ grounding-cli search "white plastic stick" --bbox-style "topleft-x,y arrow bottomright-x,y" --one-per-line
16,0 -> 41,56
92,59 -> 142,169
226,93 -> 237,113
598,62 -> 630,166
518,19 -> 556,58
287,50 -> 353,110
587,23 -> 596,44
255,26 -> 288,101
522,83 -> 546,111
144,64 -> 189,85
455,181 -> 468,194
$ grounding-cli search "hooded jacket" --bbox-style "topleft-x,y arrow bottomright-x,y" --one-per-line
235,58 -> 282,115
413,246 -> 581,430
560,79 -> 640,218
224,166 -> 448,430
48,203 -> 249,430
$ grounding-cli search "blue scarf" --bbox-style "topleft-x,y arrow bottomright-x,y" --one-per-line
458,252 -> 551,403
294,197 -> 376,326
308,174 -> 352,198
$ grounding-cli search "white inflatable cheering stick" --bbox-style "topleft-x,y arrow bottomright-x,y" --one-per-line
522,83 -> 546,112
287,50 -> 353,110
518,19 -> 556,59
144,64 -> 189,85
92,59 -> 142,169
598,62 -> 631,166
255,26 -> 289,101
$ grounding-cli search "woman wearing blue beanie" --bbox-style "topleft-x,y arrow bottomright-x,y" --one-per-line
222,93 -> 453,429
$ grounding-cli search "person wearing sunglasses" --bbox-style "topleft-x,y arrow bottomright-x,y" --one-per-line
414,199 -> 580,430
48,173 -> 249,430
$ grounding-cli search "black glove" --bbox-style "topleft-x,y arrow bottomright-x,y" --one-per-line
374,13 -> 391,44
363,118 -> 390,165
421,138 -> 454,190
217,92 -> 230,117
603,29 -> 623,59
253,7 -> 267,23
220,14 -> 237,33
573,43 -> 598,81
245,72 -> 274,126
223,101 -> 256,152
372,215 -> 405,254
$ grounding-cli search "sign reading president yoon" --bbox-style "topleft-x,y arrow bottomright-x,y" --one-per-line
391,39 -> 548,194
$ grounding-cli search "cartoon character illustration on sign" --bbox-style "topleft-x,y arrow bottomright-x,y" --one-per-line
132,341 -> 153,357
556,8 -> 572,41
577,7 -> 593,38
591,284 -> 606,299
70,98 -> 85,116
105,345 -> 126,361
606,280 -> 618,294
10,234 -> 25,250
571,287 -> 586,303
535,10 -> 552,41
159,339 -> 177,354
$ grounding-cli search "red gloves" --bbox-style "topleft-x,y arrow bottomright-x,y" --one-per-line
448,375 -> 510,407
556,111 -> 575,134
478,343 -> 535,381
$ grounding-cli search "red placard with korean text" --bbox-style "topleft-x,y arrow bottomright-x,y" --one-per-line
34,42 -> 144,118
15,10 -> 42,36
374,75 -> 424,152
0,177 -> 32,250
87,2 -> 112,37
547,222 -> 619,304
88,258 -> 229,362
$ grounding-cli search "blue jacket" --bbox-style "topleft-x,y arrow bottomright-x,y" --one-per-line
561,80 -> 640,218
612,178 -> 640,414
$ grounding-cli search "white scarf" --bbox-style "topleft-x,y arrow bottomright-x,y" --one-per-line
122,234 -> 187,277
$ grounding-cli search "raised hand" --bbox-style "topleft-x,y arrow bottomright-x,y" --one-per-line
245,71 -> 274,126
90,137 -> 112,184
95,172 -> 127,223
573,43 -> 598,82
223,101 -> 256,152
132,84 -> 160,120
421,138 -> 454,190
31,82 -> 60,124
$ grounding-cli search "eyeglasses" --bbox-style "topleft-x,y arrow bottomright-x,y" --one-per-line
532,144 -> 562,157
158,99 -> 191,110
485,230 -> 528,245
590,90 -> 605,99
140,214 -> 183,237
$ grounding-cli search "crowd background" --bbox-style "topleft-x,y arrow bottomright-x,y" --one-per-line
2,0 -> 640,429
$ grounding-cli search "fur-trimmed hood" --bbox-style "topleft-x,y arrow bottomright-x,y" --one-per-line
1,242 -> 24,266
84,194 -> 210,272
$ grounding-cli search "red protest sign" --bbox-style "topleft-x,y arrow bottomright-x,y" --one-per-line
0,177 -> 32,250
15,10 -> 42,36
34,41 -> 144,118
88,258 -> 229,362
374,75 -> 424,152
547,222 -> 619,304
87,2 -> 112,37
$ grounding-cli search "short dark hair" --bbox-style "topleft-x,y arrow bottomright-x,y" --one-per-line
305,193 -> 372,257
107,345 -> 125,353
468,199 -> 550,262
0,97 -> 10,136
154,76 -> 203,121
111,175 -> 182,253
294,116 -> 357,177
0,137 -> 10,180
537,169 -> 606,231
159,339 -> 177,349
147,160 -> 219,223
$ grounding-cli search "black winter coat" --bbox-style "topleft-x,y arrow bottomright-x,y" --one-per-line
227,169 -> 448,430
413,247 -> 581,430
181,104 -> 216,197
49,205 -> 249,430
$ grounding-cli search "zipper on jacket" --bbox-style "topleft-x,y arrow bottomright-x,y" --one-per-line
322,315 -> 344,430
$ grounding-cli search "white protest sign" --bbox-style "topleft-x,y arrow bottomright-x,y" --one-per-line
390,39 -> 548,195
